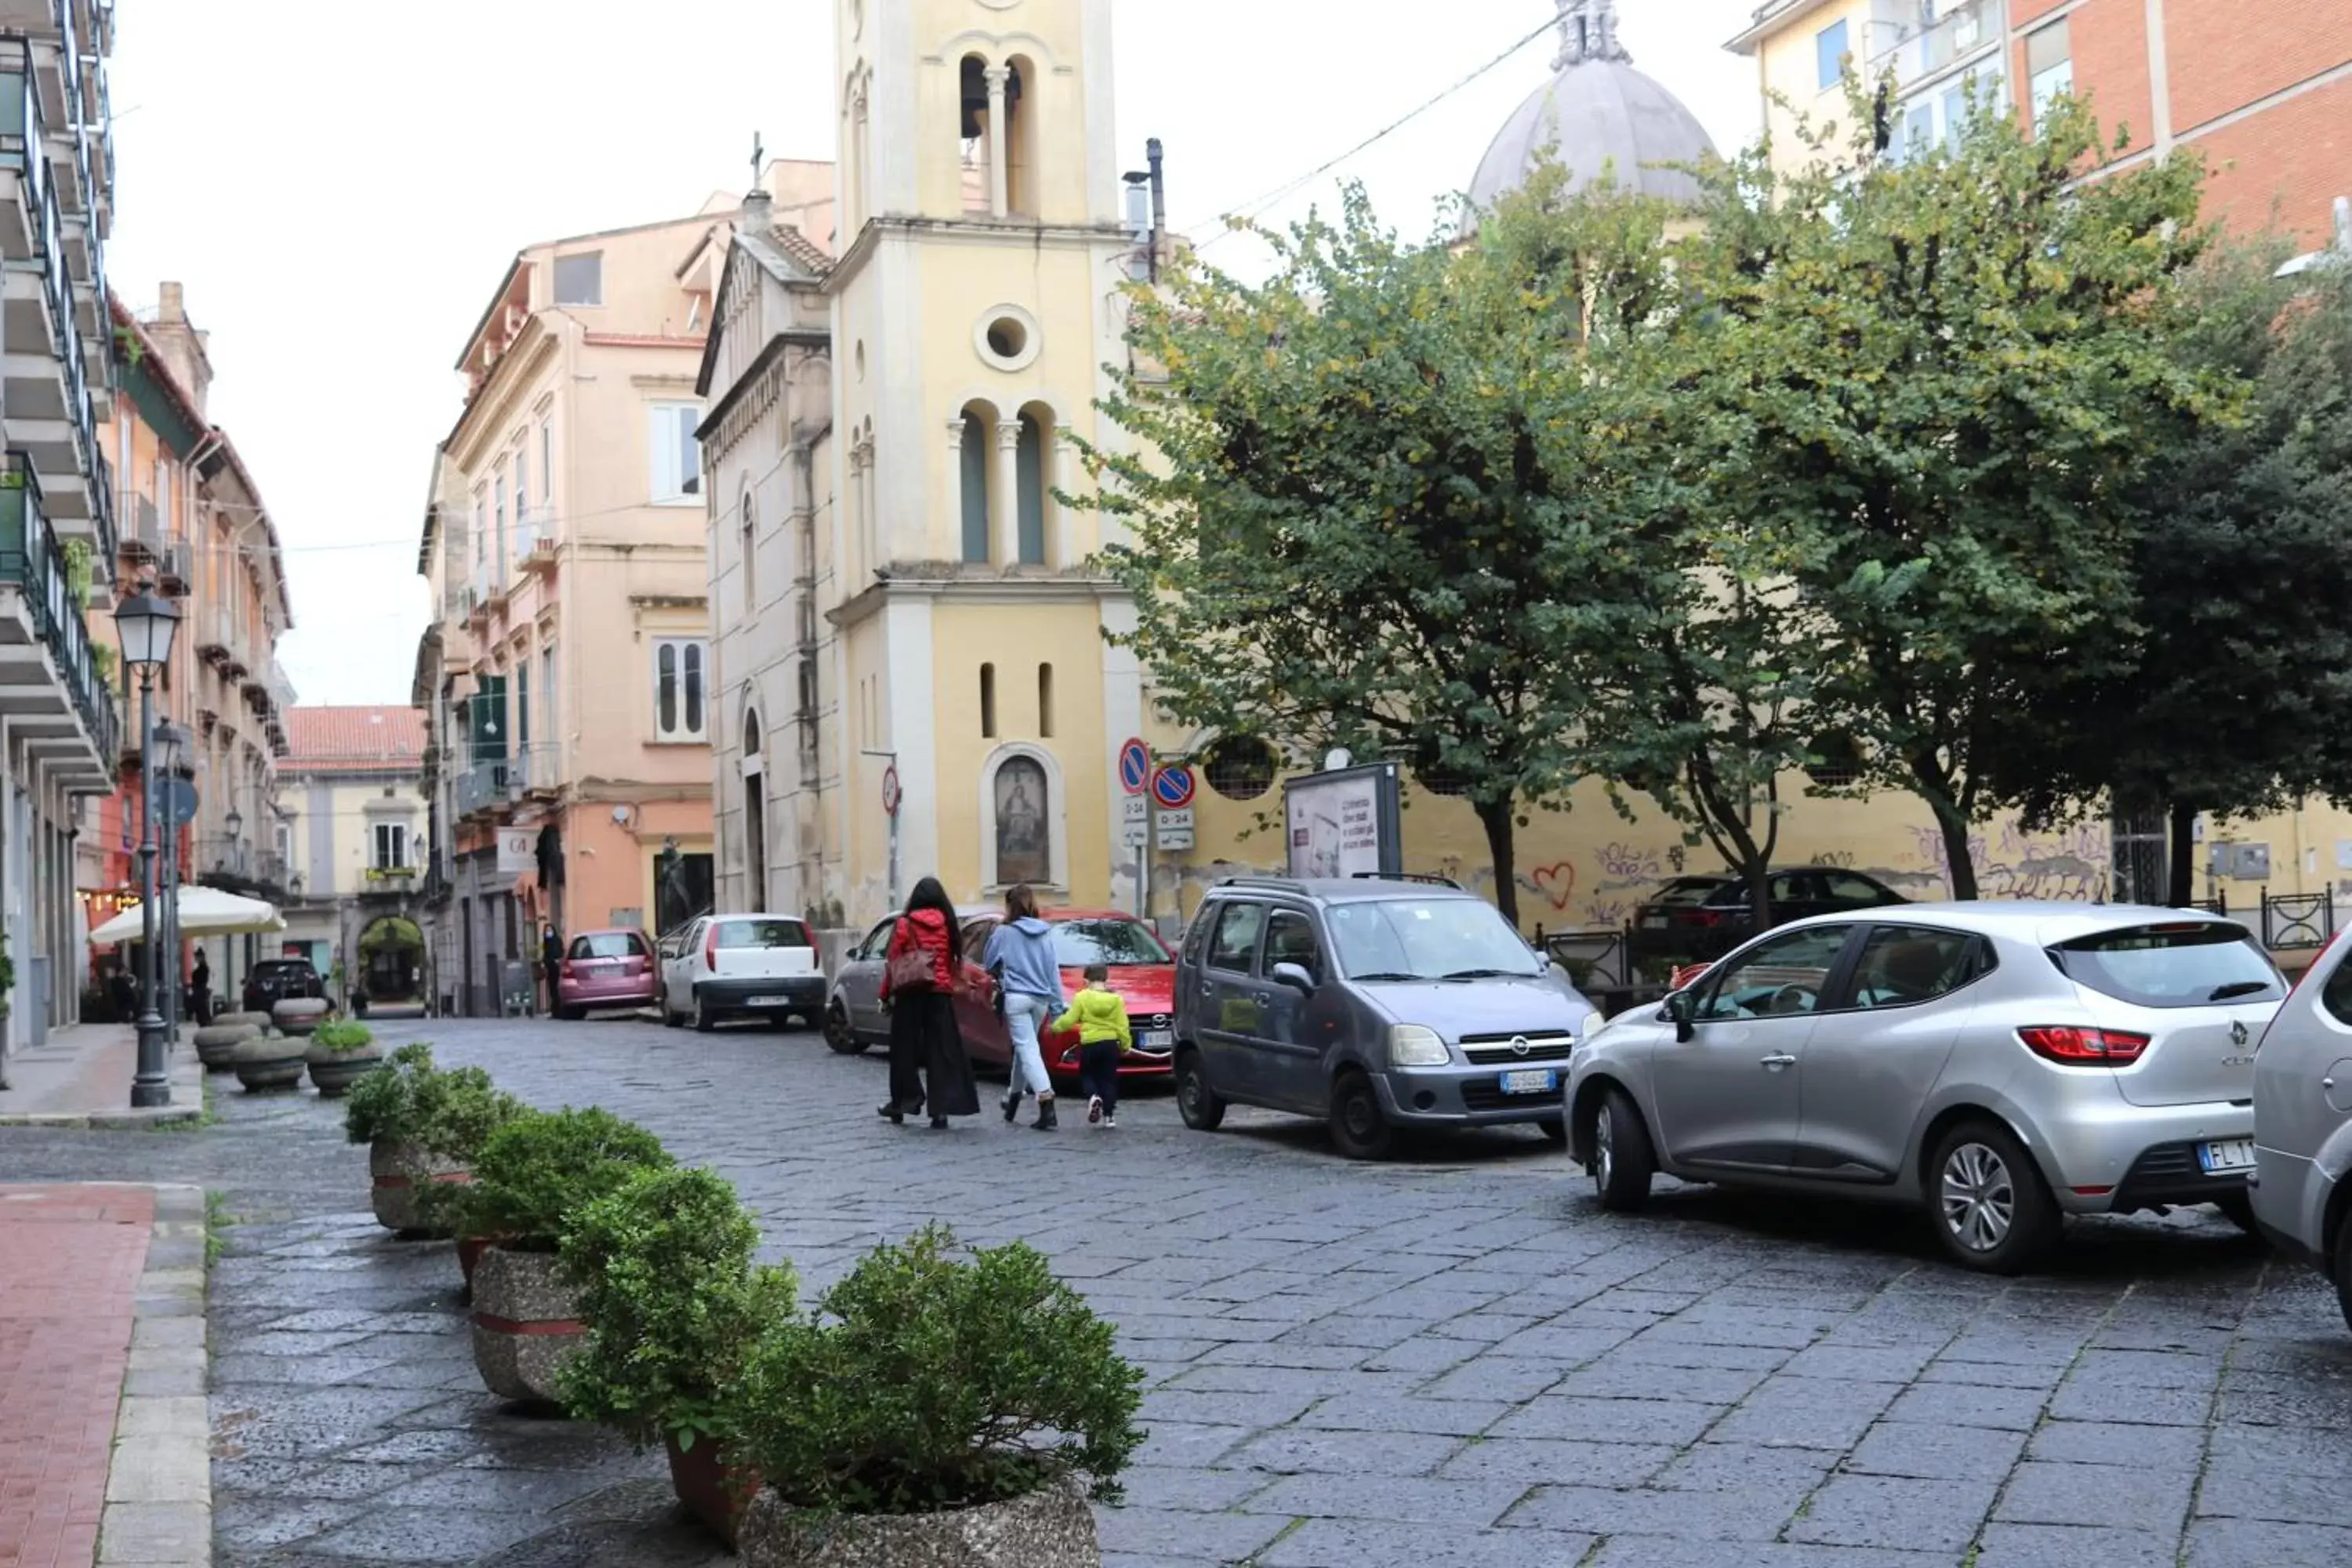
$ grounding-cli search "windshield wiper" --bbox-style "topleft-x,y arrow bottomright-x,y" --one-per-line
2208,981 -> 2274,1001
1439,967 -> 1534,982
1349,971 -> 1429,983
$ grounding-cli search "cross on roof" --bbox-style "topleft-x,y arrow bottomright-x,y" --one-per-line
1554,0 -> 1632,68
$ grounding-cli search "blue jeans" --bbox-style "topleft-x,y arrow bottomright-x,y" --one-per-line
1080,1041 -> 1121,1114
1003,993 -> 1057,1101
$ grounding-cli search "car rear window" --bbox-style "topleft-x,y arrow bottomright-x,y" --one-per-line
1051,918 -> 1172,967
716,919 -> 812,950
1653,877 -> 1727,907
571,934 -> 644,960
2048,923 -> 2282,1010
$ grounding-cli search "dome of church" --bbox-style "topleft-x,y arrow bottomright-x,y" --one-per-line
1464,2 -> 1718,228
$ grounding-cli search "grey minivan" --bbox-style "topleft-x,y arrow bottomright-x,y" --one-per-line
1172,877 -> 1603,1160
2251,935 -> 2352,1330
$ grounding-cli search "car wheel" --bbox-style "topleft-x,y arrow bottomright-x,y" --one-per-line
693,995 -> 716,1034
1537,1113 -> 1569,1147
1592,1087 -> 1656,1212
824,1002 -> 866,1055
1328,1069 -> 1393,1161
662,997 -> 683,1029
1174,1048 -> 1225,1131
2213,1191 -> 2261,1236
1928,1120 -> 2059,1275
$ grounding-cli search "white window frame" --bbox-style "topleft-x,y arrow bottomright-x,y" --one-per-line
372,822 -> 410,873
652,637 -> 709,742
2027,20 -> 2074,122
649,403 -> 704,506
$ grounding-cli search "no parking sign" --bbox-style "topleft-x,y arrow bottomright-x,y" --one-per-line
1151,764 -> 1196,811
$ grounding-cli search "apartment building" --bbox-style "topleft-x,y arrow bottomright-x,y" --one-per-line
1730,0 -> 2352,247
276,706 -> 426,1004
0,0 -> 116,1058
415,205 -> 735,1015
83,282 -> 294,1017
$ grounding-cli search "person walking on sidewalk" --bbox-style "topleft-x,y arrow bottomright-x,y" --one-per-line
879,877 -> 982,1129
982,884 -> 1064,1131
1051,964 -> 1133,1128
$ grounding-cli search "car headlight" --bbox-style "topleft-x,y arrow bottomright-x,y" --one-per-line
1387,1024 -> 1450,1067
1578,1011 -> 1608,1047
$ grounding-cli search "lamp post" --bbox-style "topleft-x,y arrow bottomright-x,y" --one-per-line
114,588 -> 181,1109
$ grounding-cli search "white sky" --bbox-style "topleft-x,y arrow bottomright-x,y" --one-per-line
105,1 -> 1761,706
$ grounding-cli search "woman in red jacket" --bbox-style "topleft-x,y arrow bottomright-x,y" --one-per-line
878,877 -> 982,1127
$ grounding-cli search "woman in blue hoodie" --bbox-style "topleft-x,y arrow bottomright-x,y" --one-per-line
982,884 -> 1065,1131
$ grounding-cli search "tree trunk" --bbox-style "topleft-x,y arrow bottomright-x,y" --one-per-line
1933,801 -> 1979,901
1476,797 -> 1520,928
2167,800 -> 2199,908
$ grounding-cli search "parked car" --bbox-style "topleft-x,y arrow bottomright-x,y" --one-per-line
1568,904 -> 2286,1273
1628,868 -> 1911,966
659,914 -> 823,1033
554,929 -> 658,1019
2251,933 -> 2352,1330
956,909 -> 1179,1084
822,907 -> 993,1054
1172,877 -> 1604,1160
242,958 -> 323,1014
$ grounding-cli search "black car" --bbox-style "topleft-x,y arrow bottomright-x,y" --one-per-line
243,958 -> 325,1013
1628,867 -> 1911,964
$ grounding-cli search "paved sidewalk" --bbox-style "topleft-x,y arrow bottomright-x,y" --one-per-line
0,1027 -> 204,1131
0,1185 -> 211,1568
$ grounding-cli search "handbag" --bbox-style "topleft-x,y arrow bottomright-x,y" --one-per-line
886,924 -> 939,993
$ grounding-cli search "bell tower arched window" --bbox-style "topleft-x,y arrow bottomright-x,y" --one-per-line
960,408 -> 991,561
1014,410 -> 1047,565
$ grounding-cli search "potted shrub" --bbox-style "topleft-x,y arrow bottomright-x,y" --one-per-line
305,1020 -> 383,1098
343,1045 -> 521,1235
558,1166 -> 795,1546
728,1225 -> 1142,1568
448,1108 -> 671,1407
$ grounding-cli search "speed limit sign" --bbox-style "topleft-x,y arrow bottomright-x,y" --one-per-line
881,764 -> 902,818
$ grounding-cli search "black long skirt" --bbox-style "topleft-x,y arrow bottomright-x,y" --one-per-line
887,991 -> 981,1119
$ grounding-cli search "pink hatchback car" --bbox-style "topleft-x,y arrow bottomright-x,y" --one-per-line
555,929 -> 658,1018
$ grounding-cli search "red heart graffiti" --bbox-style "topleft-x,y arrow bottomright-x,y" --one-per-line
1530,863 -> 1577,910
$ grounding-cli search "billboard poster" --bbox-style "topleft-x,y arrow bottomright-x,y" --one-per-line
1283,763 -> 1403,881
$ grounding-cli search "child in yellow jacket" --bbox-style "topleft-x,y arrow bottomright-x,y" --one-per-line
1051,964 -> 1131,1127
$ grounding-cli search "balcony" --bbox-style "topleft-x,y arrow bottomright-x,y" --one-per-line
455,757 -> 511,819
0,451 -> 118,788
517,510 -> 557,575
1896,0 -> 2002,93
155,531 -> 187,596
195,602 -> 230,663
363,865 -> 419,897
510,742 -> 561,799
116,486 -> 154,558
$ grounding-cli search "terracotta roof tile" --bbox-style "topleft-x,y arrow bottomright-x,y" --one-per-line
768,225 -> 833,276
284,706 -> 427,774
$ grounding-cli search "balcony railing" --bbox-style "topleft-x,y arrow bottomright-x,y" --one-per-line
455,757 -> 511,818
1900,0 -> 1999,88
118,488 -> 155,554
0,451 -> 116,764
509,742 -> 561,796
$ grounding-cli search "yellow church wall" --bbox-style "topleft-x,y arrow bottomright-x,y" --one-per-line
906,0 -> 1098,227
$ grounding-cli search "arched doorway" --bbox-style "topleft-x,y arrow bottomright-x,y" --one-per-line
742,711 -> 768,911
357,915 -> 425,1004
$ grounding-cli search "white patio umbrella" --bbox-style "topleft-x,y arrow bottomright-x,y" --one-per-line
90,887 -> 285,946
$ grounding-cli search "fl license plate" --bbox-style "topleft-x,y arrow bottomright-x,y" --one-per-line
2198,1138 -> 2256,1174
1501,1069 -> 1559,1096
750,995 -> 791,1007
1138,1029 -> 1173,1051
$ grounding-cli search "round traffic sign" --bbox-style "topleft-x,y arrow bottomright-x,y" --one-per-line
1151,764 -> 1196,810
1118,737 -> 1151,796
881,764 -> 902,818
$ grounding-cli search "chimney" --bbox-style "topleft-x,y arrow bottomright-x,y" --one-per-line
146,281 -> 216,419
741,187 -> 774,235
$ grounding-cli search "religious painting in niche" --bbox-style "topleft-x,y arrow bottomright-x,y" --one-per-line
995,757 -> 1050,886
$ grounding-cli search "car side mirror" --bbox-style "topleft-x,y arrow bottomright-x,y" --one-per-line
1664,989 -> 1697,1044
1270,962 -> 1316,996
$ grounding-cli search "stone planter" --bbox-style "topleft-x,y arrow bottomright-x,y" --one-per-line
305,1045 -> 383,1098
273,997 -> 331,1037
739,1475 -> 1097,1568
666,1434 -> 762,1549
215,1011 -> 274,1031
230,1034 -> 307,1093
368,1139 -> 472,1234
456,1232 -> 510,1290
469,1245 -> 586,1406
193,1022 -> 259,1071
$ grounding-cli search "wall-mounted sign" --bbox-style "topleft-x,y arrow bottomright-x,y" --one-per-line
495,828 -> 535,877
1283,762 -> 1402,881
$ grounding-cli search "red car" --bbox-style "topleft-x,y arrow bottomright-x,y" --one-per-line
956,909 -> 1177,1083
555,929 -> 658,1018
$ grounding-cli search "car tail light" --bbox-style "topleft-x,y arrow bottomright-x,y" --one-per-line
1679,909 -> 1722,927
704,924 -> 720,971
561,960 -> 575,979
2018,1025 -> 2151,1066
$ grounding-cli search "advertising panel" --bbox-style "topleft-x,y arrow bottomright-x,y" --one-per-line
1283,763 -> 1402,881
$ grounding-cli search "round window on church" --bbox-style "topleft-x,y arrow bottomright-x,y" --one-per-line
974,305 -> 1042,372
1205,736 -> 1278,802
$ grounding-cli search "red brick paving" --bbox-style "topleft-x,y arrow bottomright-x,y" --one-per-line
0,1185 -> 154,1568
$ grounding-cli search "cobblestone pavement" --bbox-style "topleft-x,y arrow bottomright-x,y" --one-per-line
4,1015 -> 2352,1566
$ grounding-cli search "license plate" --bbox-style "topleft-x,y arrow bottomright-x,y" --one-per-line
1501,1069 -> 1559,1096
1642,915 -> 1668,929
749,995 -> 791,1007
1138,1029 -> 1173,1051
2198,1138 -> 2256,1174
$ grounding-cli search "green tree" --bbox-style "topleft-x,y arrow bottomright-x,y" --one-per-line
1083,172 -> 1668,923
1703,87 -> 2214,897
1993,237 -> 2352,902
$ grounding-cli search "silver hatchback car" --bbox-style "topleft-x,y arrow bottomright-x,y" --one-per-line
1566,904 -> 2285,1273
2249,933 -> 2352,1331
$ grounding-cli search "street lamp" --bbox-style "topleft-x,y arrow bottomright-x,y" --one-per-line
114,587 -> 181,1109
